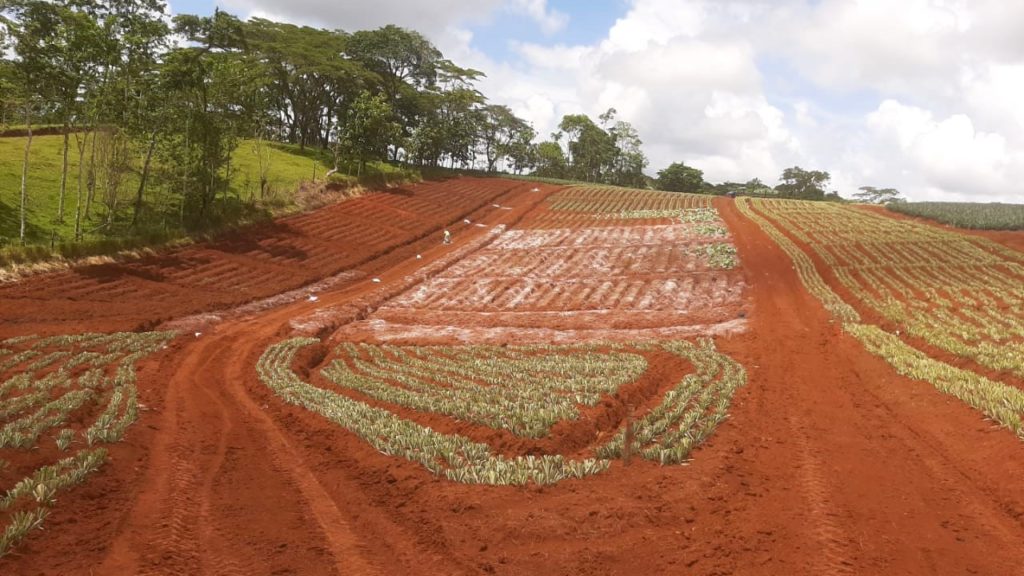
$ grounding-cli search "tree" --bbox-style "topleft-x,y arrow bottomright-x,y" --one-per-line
854,186 -> 904,204
533,141 -> 567,178
0,0 -> 66,243
776,166 -> 830,200
505,124 -> 537,174
479,104 -> 531,173
657,162 -> 704,193
607,119 -> 647,187
336,91 -> 400,175
163,10 -> 251,226
557,113 -> 614,182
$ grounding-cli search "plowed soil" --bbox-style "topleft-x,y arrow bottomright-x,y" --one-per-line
2,183 -> 1024,575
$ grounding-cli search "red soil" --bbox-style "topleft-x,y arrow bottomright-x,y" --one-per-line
0,178 -> 530,337
779,203 -> 1024,390
1,188 -> 1024,575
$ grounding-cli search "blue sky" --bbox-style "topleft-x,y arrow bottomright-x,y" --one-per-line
164,0 -> 1024,202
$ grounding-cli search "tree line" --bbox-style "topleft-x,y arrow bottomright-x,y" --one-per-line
656,162 -> 902,203
1,2 -> 617,245
0,0 -> 897,250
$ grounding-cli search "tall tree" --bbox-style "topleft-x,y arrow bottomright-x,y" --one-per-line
854,186 -> 903,204
478,104 -> 517,172
657,162 -> 705,193
533,141 -> 567,178
347,25 -> 443,156
608,118 -> 648,187
1,0 -> 66,243
336,90 -> 400,175
557,113 -> 615,182
164,10 -> 250,225
775,166 -> 831,200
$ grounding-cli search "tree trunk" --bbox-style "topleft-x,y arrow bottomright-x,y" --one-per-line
255,132 -> 269,201
132,132 -> 158,227
85,128 -> 98,219
57,126 -> 69,223
19,104 -> 33,245
74,131 -> 87,240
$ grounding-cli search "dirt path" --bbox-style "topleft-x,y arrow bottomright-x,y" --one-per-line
3,191 -> 1024,575
708,196 -> 1024,574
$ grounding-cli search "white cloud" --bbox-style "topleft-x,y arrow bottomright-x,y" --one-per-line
864,100 -> 1024,201
506,0 -> 568,35
491,2 -> 798,185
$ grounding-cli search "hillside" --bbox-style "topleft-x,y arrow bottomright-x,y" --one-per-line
0,134 -> 416,266
1,183 -> 1023,574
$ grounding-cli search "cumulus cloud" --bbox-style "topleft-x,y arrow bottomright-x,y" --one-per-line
865,100 -> 1024,202
490,1 -> 800,184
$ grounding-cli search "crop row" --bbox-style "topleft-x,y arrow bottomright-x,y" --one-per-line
388,275 -> 742,314
751,199 -> 1024,378
597,339 -> 746,464
258,338 -> 610,485
738,197 -> 1024,440
0,331 -> 175,557
546,186 -> 712,214
888,201 -> 1024,231
536,189 -> 720,227
324,343 -> 647,437
441,243 -> 735,281
257,337 -> 746,484
490,223 -> 731,250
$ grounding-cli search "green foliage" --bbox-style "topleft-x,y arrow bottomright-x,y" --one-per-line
532,141 -> 568,179
0,331 -> 174,557
887,201 -> 1024,230
335,91 -> 401,175
0,5 -> 546,264
531,109 -> 650,187
657,162 -> 705,193
853,186 -> 903,204
775,166 -> 831,200
478,104 -> 533,173
0,134 -> 330,246
324,343 -> 648,438
258,338 -> 747,484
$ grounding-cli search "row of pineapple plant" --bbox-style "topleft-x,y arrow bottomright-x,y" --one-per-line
0,331 -> 175,557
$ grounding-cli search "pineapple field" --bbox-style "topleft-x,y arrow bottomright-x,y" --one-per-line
1,178 -> 1023,575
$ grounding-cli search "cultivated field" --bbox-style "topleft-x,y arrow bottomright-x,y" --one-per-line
1,179 -> 1023,575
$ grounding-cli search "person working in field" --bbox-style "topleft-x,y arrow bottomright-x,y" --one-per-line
443,229 -> 452,244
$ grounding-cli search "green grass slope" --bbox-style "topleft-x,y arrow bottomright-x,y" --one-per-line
0,134 -> 417,267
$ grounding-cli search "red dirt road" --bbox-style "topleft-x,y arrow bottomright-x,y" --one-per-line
2,187 -> 1024,575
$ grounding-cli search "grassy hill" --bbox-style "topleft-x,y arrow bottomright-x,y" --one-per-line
0,133 -> 416,267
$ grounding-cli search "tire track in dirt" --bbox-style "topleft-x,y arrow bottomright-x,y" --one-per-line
97,335 -> 212,575
86,184 -> 556,576
714,199 -> 860,573
217,330 -> 384,576
785,417 -> 857,575
95,325 -> 382,576
716,196 -> 1024,574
